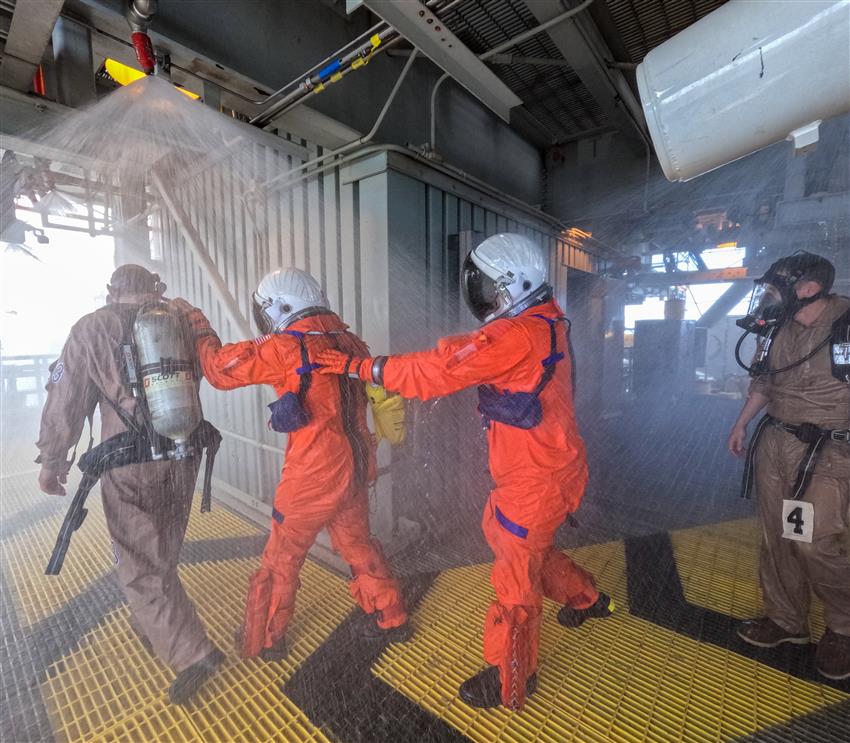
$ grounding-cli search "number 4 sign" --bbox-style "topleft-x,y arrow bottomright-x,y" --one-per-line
781,499 -> 814,543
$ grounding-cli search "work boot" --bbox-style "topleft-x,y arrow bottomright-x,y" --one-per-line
816,629 -> 850,680
459,666 -> 538,709
357,613 -> 413,644
260,637 -> 289,663
557,592 -> 615,628
736,617 -> 810,648
168,648 -> 224,705
234,628 -> 288,662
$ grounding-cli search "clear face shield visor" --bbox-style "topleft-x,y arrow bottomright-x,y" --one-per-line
746,281 -> 785,322
252,293 -> 274,335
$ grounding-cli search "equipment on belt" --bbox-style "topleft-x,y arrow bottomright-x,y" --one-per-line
477,314 -> 567,429
741,414 -> 850,501
45,419 -> 221,575
365,385 -> 406,445
735,252 -> 836,376
266,329 -> 321,433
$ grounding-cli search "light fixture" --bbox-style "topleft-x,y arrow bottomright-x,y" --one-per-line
104,58 -> 200,100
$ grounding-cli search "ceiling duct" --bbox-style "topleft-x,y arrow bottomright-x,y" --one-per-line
637,0 -> 850,182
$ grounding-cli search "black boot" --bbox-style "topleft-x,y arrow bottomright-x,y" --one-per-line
459,666 -> 538,709
357,613 -> 413,644
168,648 -> 224,705
234,628 -> 288,662
557,592 -> 614,628
259,637 -> 288,662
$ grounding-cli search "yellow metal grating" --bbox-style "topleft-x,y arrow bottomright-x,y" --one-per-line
672,518 -> 827,638
2,483 -> 262,628
41,557 -> 349,742
2,498 -> 114,628
374,538 -> 847,743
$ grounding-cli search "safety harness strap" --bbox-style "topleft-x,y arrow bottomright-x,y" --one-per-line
741,414 -> 771,499
742,414 -> 849,500
46,419 -> 222,575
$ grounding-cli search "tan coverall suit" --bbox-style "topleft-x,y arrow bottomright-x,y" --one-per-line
750,294 -> 850,635
36,303 -> 215,672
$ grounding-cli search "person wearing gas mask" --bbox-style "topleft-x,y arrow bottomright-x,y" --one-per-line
315,233 -> 613,711
36,264 -> 224,705
727,251 -> 850,681
173,267 -> 409,662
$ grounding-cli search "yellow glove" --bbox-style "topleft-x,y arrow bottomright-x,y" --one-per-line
366,384 -> 406,445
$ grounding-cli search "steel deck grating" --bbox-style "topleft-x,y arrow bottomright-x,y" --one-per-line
40,556 -> 348,743
2,455 -> 848,741
1,473 -> 262,629
671,518 -> 828,639
374,537 -> 847,742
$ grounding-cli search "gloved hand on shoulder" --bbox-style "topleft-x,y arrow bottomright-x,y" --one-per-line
315,349 -> 370,379
170,298 -> 216,340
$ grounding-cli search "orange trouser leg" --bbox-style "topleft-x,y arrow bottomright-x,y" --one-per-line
327,490 -> 407,628
481,494 -> 562,710
239,513 -> 323,658
539,548 -> 598,609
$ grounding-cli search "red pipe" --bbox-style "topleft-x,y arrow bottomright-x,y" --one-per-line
32,65 -> 46,96
131,31 -> 156,74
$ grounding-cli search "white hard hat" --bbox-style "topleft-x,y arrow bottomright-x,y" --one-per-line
252,267 -> 329,334
462,233 -> 550,322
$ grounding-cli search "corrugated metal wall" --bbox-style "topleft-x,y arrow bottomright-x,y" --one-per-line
150,134 -> 595,532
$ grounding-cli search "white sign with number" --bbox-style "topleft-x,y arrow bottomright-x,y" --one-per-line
781,499 -> 814,543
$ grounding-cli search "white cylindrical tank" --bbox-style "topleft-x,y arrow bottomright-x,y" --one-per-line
134,302 -> 202,457
636,0 -> 850,182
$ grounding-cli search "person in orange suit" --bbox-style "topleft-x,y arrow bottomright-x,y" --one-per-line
316,233 -> 613,711
174,267 -> 409,661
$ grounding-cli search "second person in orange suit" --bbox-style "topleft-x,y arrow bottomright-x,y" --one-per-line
316,233 -> 613,711
174,267 -> 409,661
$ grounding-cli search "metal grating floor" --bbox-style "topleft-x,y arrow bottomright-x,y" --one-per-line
2,466 -> 848,741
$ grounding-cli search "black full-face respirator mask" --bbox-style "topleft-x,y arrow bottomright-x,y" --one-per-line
735,252 -> 835,376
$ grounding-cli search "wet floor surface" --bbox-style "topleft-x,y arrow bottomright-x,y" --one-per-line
2,398 -> 848,742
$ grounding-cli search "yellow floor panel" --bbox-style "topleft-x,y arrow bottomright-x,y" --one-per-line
2,487 -> 263,629
374,538 -> 847,743
672,518 -> 827,638
41,557 -> 350,743
2,500 -> 114,628
182,501 -> 264,542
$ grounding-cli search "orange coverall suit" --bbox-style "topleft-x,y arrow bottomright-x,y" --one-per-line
375,299 -> 597,709
192,311 -> 407,657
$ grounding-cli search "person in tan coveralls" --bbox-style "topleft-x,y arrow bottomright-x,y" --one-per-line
36,265 -> 223,704
728,252 -> 850,681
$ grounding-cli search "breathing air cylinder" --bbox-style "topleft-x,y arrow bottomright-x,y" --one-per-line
133,302 -> 202,458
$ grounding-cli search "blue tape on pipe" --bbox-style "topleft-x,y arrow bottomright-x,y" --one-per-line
318,59 -> 342,81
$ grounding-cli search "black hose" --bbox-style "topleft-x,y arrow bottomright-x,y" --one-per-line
735,329 -> 831,376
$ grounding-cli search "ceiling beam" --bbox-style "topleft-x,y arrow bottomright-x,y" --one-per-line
0,0 -> 65,91
522,0 -> 647,154
361,0 -> 522,122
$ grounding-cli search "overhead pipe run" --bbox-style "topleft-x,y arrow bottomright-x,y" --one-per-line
250,0 -> 466,127
637,0 -> 850,182
125,0 -> 157,75
254,49 -> 419,194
